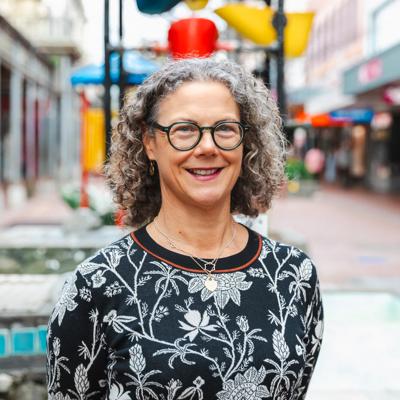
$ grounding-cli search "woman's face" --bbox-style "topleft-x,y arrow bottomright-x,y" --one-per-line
143,80 -> 243,211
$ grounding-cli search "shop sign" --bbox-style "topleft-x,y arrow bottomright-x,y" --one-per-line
383,85 -> 400,105
358,58 -> 382,84
343,43 -> 400,95
330,108 -> 374,124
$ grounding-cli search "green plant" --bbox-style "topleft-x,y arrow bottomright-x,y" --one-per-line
285,159 -> 313,181
61,185 -> 116,225
61,187 -> 81,209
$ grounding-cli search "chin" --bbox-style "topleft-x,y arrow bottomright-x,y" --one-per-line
187,192 -> 229,209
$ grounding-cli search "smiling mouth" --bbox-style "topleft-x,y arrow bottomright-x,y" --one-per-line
186,168 -> 223,176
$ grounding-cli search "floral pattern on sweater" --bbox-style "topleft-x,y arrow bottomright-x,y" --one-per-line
47,226 -> 323,400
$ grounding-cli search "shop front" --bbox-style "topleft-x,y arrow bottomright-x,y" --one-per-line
287,103 -> 374,189
343,43 -> 400,193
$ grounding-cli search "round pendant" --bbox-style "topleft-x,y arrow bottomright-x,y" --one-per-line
204,276 -> 218,292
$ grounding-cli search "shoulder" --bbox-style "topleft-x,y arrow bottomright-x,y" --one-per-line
240,223 -> 315,269
50,233 -> 139,326
80,230 -> 144,273
61,232 -> 139,296
254,232 -> 320,288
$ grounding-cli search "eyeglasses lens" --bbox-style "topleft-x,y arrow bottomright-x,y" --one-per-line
169,122 -> 243,150
214,122 -> 243,149
169,123 -> 199,150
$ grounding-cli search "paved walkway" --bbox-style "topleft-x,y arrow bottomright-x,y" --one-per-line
0,180 -> 73,228
269,183 -> 400,293
307,291 -> 400,400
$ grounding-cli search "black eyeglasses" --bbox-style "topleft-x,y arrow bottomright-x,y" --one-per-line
151,121 -> 249,151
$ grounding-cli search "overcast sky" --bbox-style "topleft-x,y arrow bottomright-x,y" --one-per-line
81,0 -> 310,64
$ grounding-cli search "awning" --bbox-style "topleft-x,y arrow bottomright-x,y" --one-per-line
70,52 -> 159,86
343,43 -> 400,95
310,113 -> 349,128
305,87 -> 355,115
309,108 -> 374,127
287,86 -> 322,105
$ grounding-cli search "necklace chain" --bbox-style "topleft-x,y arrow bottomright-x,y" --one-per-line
153,217 -> 237,276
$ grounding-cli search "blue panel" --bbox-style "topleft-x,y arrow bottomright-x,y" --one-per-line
136,0 -> 181,14
37,326 -> 48,353
70,52 -> 159,86
0,331 -> 8,356
12,329 -> 36,355
330,109 -> 374,124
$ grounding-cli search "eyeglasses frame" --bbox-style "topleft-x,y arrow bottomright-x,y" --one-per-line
151,121 -> 249,151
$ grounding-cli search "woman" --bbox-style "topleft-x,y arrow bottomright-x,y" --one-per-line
47,58 -> 323,400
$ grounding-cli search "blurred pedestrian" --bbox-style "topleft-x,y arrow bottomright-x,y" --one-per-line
337,139 -> 352,187
324,148 -> 337,183
350,125 -> 366,187
304,147 -> 325,179
47,58 -> 323,399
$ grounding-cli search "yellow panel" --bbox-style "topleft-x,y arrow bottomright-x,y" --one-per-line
185,0 -> 208,10
285,12 -> 314,58
215,4 -> 276,46
215,4 -> 314,58
83,108 -> 105,173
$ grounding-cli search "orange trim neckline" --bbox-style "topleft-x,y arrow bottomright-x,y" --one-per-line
130,230 -> 262,274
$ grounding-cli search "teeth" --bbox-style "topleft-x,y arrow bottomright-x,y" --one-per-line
190,168 -> 218,176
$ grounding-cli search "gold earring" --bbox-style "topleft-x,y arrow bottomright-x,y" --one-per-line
149,160 -> 155,176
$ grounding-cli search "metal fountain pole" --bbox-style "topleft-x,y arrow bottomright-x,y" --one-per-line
104,0 -> 112,158
263,0 -> 272,89
273,0 -> 287,123
118,0 -> 125,111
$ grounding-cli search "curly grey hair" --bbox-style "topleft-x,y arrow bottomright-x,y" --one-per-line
105,57 -> 287,227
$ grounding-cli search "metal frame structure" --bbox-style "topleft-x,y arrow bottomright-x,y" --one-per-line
103,0 -> 286,157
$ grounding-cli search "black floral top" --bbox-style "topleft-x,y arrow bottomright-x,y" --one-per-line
46,224 -> 323,400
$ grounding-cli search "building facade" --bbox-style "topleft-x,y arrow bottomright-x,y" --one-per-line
342,0 -> 400,192
0,0 -> 85,206
287,0 -> 400,192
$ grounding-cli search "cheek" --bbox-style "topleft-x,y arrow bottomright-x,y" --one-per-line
230,149 -> 244,171
156,152 -> 191,177
235,150 -> 244,179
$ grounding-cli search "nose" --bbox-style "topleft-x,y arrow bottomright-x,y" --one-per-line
194,128 -> 218,154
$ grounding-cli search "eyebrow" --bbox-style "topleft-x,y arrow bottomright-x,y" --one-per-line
171,118 -> 240,125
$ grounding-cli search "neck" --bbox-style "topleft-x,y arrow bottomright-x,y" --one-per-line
154,200 -> 235,259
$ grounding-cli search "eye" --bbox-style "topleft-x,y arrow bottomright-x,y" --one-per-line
172,123 -> 198,133
217,124 -> 232,131
215,123 -> 240,135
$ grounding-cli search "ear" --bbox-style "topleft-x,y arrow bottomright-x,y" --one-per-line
143,129 -> 156,161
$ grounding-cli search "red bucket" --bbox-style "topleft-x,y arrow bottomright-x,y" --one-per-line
168,18 -> 218,58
